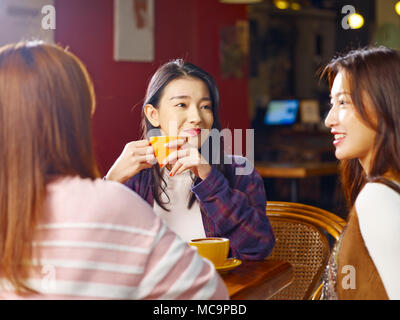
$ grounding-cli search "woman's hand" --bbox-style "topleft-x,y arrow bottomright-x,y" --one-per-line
105,140 -> 156,183
162,140 -> 211,180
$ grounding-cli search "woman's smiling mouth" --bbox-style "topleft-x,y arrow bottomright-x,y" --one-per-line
333,132 -> 346,146
183,128 -> 201,136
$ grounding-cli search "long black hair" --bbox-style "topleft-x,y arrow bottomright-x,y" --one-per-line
141,59 -> 230,210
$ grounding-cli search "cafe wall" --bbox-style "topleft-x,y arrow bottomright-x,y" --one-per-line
54,0 -> 250,174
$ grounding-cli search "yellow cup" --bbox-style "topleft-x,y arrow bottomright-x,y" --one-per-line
148,136 -> 188,168
189,237 -> 229,267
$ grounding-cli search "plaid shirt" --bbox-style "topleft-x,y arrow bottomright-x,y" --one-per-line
125,156 -> 275,260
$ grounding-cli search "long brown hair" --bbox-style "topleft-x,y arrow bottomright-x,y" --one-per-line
0,41 -> 99,293
322,46 -> 400,208
141,59 -> 229,210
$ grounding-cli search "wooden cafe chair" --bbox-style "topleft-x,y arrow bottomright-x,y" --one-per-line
266,201 -> 346,300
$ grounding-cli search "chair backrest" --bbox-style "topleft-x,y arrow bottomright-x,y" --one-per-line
266,201 -> 345,300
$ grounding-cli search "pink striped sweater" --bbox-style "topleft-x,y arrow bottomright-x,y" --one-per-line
0,176 -> 228,299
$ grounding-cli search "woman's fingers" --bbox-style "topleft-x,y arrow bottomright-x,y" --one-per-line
123,140 -> 155,161
167,148 -> 208,177
172,161 -> 190,176
105,140 -> 155,183
138,153 -> 156,164
164,139 -> 187,149
133,139 -> 151,147
161,149 -> 189,166
124,139 -> 150,152
132,146 -> 154,156
169,159 -> 187,177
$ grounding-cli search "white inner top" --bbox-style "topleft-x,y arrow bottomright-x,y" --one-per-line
153,168 -> 205,242
355,182 -> 400,300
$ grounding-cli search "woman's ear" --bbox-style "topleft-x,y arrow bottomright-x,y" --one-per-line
144,104 -> 160,127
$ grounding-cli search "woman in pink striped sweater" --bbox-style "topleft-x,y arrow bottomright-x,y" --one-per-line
0,41 -> 228,300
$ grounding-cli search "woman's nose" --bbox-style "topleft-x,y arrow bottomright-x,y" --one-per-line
324,107 -> 337,128
187,104 -> 202,124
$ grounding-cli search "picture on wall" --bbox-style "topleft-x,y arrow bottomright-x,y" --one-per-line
220,20 -> 249,79
114,0 -> 154,62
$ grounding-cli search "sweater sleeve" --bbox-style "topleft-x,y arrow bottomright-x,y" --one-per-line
191,157 -> 275,260
356,182 -> 400,300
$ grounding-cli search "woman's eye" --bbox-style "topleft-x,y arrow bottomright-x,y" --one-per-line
201,105 -> 211,110
175,103 -> 186,107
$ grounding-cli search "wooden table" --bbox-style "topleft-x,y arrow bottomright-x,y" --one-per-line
221,260 -> 293,300
255,161 -> 338,179
255,161 -> 338,202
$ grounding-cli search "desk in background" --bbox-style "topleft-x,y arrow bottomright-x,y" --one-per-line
255,161 -> 338,202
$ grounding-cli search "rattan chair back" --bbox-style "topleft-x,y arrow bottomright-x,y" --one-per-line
266,201 -> 345,300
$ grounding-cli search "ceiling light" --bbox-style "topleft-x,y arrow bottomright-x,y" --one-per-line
291,2 -> 301,10
348,13 -> 364,29
395,1 -> 400,16
274,0 -> 290,10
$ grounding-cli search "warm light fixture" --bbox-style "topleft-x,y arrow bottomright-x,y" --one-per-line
395,1 -> 400,16
273,0 -> 289,9
273,0 -> 301,10
219,0 -> 262,3
291,2 -> 301,10
348,13 -> 364,29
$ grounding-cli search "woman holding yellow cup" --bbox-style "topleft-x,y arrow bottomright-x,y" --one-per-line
105,59 -> 275,261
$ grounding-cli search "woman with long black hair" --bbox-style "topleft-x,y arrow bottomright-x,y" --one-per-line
106,59 -> 275,260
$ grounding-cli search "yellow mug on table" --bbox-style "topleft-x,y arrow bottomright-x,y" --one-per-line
189,237 -> 229,267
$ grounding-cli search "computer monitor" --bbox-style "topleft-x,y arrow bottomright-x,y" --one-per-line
264,99 -> 299,126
